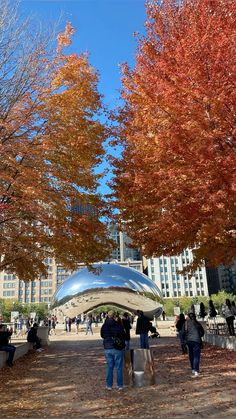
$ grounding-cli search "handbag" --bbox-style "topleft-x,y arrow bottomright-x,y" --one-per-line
112,337 -> 125,350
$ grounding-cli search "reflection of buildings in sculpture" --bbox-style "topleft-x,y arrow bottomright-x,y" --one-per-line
51,263 -> 162,321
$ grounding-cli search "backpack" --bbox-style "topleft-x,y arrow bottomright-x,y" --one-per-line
197,323 -> 205,338
112,337 -> 125,350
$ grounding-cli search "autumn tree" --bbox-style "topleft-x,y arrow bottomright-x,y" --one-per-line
0,3 -> 113,280
111,0 -> 236,270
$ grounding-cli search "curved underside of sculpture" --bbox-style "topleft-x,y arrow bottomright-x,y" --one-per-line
51,263 -> 163,320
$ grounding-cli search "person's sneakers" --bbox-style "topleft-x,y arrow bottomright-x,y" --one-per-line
191,371 -> 200,377
36,348 -> 43,352
192,370 -> 195,374
117,387 -> 123,391
105,387 -> 112,391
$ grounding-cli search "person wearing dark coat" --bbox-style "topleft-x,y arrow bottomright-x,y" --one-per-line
135,310 -> 152,349
208,299 -> 217,318
27,323 -> 42,351
0,324 -> 16,367
100,310 -> 126,391
176,313 -> 187,354
122,312 -> 132,350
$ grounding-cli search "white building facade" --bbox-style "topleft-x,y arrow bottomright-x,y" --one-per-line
147,248 -> 209,298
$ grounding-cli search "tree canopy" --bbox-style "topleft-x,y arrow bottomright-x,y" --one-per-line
111,0 -> 236,270
0,4 -> 113,280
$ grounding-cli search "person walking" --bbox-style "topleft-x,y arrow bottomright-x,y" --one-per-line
222,299 -> 235,336
176,313 -> 187,354
100,310 -> 126,391
184,311 -> 205,377
75,315 -> 81,334
0,324 -> 16,367
85,315 -> 93,335
135,310 -> 151,349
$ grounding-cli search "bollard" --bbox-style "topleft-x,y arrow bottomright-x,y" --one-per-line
124,348 -> 155,387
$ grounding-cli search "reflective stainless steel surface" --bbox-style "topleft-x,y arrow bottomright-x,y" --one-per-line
51,263 -> 162,320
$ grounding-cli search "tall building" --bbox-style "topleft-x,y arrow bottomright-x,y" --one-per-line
147,249 -> 209,298
217,263 -> 236,294
109,224 -> 141,262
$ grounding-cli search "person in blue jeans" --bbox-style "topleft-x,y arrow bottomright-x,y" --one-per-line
0,324 -> 16,367
100,311 -> 126,391
184,311 -> 204,377
135,310 -> 151,349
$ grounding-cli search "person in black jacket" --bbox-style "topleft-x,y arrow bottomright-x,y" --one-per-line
176,313 -> 187,354
122,312 -> 132,350
27,323 -> 43,352
100,311 -> 126,391
135,310 -> 152,349
0,324 -> 16,367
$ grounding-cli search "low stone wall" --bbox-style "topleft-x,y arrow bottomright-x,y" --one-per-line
203,333 -> 236,351
0,326 -> 50,368
0,342 -> 34,368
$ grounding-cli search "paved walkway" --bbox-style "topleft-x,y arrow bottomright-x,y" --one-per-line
1,329 -> 236,418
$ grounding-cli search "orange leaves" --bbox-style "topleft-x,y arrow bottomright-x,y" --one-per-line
56,22 -> 75,54
112,0 -> 236,268
1,20 -> 112,280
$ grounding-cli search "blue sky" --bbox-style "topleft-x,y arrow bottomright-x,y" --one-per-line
21,0 -> 146,107
21,0 -> 147,194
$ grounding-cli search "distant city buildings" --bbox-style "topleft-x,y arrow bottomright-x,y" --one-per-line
0,224 -> 232,304
146,249 -> 209,298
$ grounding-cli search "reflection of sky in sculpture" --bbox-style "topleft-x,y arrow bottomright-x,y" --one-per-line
52,263 -> 162,308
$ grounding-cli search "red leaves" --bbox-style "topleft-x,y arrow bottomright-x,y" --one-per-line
112,0 -> 236,268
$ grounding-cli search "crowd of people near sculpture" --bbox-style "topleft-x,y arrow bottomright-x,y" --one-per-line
0,297 -> 235,373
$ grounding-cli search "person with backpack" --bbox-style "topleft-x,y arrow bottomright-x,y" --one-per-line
184,310 -> 205,377
100,310 -> 126,391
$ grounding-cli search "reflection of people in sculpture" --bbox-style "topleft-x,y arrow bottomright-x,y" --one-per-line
135,310 -> 151,349
85,315 -> 93,335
